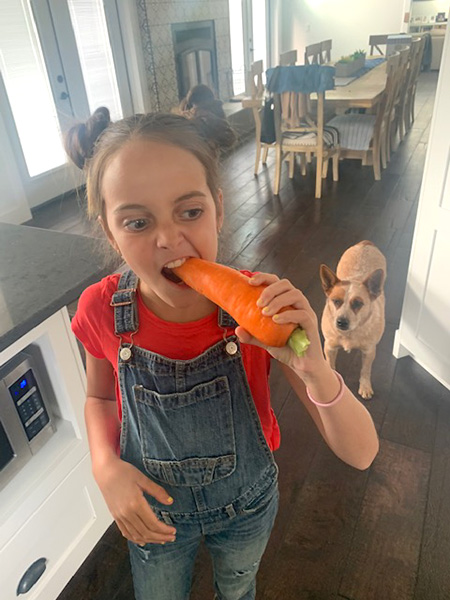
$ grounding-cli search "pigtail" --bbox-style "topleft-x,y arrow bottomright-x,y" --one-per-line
192,110 -> 236,153
64,106 -> 111,169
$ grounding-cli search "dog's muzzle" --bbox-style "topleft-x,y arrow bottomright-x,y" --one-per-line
336,317 -> 350,331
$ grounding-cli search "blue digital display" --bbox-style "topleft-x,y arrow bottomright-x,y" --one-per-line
9,369 -> 35,403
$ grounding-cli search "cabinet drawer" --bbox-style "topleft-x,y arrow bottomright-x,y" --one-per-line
1,456 -> 111,600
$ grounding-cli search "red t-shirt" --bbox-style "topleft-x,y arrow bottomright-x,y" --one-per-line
71,273 -> 281,451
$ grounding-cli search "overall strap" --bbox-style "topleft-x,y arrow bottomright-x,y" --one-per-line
110,270 -> 139,335
218,307 -> 238,330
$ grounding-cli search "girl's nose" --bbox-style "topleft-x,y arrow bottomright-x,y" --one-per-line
155,222 -> 183,249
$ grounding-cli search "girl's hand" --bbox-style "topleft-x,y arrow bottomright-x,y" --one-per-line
93,456 -> 176,546
235,272 -> 327,378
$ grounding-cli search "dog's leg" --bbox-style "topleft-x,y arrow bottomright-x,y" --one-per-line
359,346 -> 376,399
324,341 -> 339,370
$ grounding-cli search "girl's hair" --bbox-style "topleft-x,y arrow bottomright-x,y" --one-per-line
64,107 -> 235,220
179,84 -> 227,121
185,84 -> 215,109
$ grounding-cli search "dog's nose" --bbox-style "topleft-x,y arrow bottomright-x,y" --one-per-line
336,317 -> 350,331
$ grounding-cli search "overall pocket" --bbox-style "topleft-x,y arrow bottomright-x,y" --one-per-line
133,376 -> 236,487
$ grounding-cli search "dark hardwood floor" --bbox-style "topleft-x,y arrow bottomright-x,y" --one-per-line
29,72 -> 450,600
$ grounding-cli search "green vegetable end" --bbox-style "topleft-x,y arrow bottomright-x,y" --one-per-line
287,328 -> 310,357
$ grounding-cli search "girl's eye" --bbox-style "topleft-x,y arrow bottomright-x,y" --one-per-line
123,218 -> 148,231
182,208 -> 203,220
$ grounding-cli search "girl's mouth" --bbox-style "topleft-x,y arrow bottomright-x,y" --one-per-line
162,258 -> 187,284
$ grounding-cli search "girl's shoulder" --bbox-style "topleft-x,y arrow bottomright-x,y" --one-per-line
77,273 -> 121,309
71,273 -> 121,359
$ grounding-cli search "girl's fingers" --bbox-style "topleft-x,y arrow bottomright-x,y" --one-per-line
272,308 -> 318,335
248,272 -> 279,286
255,278 -> 305,309
260,290 -> 308,318
138,474 -> 174,506
235,326 -> 266,349
120,510 -> 177,545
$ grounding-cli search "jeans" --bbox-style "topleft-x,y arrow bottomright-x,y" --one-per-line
129,487 -> 278,600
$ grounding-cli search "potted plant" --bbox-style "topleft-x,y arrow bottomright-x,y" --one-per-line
335,50 -> 366,77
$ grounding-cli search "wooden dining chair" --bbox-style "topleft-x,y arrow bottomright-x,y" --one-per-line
401,36 -> 426,137
279,49 -> 297,66
304,42 -> 322,65
369,34 -> 389,56
241,60 -> 275,175
385,47 -> 410,164
327,52 -> 401,181
320,39 -> 332,64
266,65 -> 339,198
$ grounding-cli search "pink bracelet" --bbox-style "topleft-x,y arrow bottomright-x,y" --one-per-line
306,370 -> 345,407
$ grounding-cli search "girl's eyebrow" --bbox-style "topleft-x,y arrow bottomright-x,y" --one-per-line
113,191 -> 208,213
113,203 -> 149,213
175,191 -> 208,202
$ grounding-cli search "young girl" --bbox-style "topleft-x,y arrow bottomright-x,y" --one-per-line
66,107 -> 378,600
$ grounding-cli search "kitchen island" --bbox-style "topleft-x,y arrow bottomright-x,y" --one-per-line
0,223 -> 119,600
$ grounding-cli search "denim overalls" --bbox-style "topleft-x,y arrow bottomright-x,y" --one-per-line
112,270 -> 279,600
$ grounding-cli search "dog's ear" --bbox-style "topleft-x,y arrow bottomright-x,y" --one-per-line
364,268 -> 385,299
320,264 -> 339,296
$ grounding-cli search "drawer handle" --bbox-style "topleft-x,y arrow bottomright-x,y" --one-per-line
16,558 -> 47,595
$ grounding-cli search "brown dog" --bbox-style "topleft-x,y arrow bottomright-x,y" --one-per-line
320,241 -> 386,399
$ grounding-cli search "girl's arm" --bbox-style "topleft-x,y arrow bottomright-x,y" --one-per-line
236,273 -> 379,471
278,362 -> 378,470
85,352 -> 176,544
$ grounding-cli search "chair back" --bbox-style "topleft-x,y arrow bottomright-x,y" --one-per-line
392,47 -> 410,110
320,39 -> 332,64
279,49 -> 297,66
374,52 -> 401,138
304,42 -> 322,65
247,59 -> 265,100
266,65 -> 335,144
369,34 -> 388,56
409,36 -> 426,90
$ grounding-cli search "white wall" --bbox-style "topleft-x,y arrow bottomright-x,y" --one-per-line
270,0 -> 407,65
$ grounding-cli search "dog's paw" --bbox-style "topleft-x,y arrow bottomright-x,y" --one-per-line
358,382 -> 374,400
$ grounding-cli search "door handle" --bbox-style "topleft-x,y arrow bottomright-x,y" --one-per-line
60,91 -> 69,100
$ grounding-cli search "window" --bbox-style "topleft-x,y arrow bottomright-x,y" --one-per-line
228,0 -> 268,96
67,0 -> 122,120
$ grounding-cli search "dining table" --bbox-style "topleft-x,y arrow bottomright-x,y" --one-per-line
323,58 -> 388,112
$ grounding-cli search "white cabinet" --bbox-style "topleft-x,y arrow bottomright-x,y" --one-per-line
393,28 -> 450,391
0,308 -> 112,600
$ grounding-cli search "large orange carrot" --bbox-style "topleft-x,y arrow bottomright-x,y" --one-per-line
172,258 -> 310,356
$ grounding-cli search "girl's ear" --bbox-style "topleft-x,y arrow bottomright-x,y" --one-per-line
98,216 -> 121,255
216,189 -> 224,233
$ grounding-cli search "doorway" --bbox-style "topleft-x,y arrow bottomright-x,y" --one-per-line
0,0 -> 133,208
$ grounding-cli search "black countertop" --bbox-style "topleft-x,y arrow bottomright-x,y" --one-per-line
0,223 -> 118,353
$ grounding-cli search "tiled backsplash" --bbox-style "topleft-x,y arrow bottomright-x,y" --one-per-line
136,0 -> 233,112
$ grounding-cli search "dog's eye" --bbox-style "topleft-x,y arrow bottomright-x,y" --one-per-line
351,299 -> 363,311
332,299 -> 343,308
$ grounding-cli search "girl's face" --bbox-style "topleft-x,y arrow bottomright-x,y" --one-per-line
101,138 -> 223,322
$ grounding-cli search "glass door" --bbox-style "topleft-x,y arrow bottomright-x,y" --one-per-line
228,0 -> 269,97
0,0 -> 133,209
